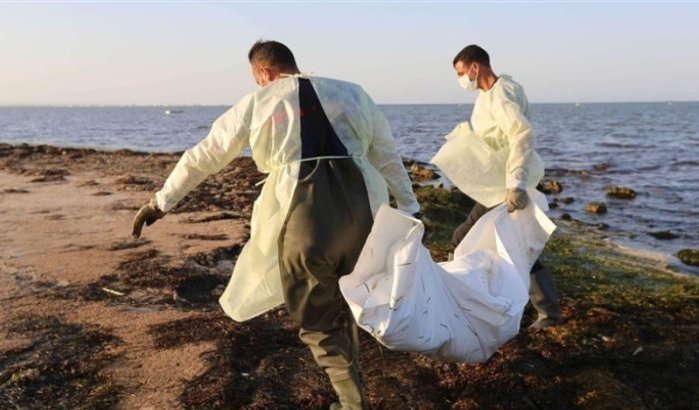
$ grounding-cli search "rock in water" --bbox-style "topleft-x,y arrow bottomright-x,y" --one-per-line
648,231 -> 679,240
606,187 -> 637,199
676,249 -> 699,267
537,179 -> 563,194
585,202 -> 608,214
409,162 -> 438,182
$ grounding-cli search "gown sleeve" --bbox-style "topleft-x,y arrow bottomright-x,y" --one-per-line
155,96 -> 252,212
364,92 -> 421,215
491,88 -> 534,190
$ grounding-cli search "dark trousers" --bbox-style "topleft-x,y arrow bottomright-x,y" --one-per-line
278,158 -> 373,398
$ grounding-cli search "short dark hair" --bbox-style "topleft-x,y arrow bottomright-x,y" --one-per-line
248,40 -> 298,71
453,45 -> 490,67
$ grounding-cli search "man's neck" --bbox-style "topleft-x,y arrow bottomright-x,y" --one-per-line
281,68 -> 302,76
478,69 -> 499,91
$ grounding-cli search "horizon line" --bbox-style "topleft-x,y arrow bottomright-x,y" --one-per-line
0,100 -> 696,108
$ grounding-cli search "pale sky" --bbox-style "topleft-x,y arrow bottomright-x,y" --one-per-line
1,1 -> 698,105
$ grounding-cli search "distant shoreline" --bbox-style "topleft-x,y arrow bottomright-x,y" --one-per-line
1,101 -> 698,108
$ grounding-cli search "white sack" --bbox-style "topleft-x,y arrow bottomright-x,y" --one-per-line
339,190 -> 556,362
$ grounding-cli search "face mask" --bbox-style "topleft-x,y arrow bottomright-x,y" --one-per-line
458,65 -> 478,91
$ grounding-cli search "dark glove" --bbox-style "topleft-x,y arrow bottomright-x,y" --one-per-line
505,188 -> 529,213
132,197 -> 166,238
412,212 -> 434,241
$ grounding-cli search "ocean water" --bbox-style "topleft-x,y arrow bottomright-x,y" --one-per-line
1,102 -> 698,261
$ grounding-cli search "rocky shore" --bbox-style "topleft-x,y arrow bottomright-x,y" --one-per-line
1,143 -> 697,409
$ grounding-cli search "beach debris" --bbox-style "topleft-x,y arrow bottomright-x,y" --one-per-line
2,188 -> 30,194
76,180 -> 99,187
114,174 -> 152,185
676,249 -> 699,267
585,202 -> 608,214
91,191 -> 112,196
606,186 -> 636,199
648,231 -> 679,240
110,200 -> 142,211
182,212 -> 241,224
113,174 -> 157,191
178,233 -> 229,241
107,238 -> 150,251
537,179 -> 563,194
101,287 -> 126,296
24,168 -> 70,183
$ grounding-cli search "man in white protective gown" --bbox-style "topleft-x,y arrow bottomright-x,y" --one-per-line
337,46 -> 559,363
131,40 -> 420,410
450,44 -> 563,330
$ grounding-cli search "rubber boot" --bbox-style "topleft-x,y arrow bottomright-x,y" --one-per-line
328,363 -> 369,410
528,265 -> 563,330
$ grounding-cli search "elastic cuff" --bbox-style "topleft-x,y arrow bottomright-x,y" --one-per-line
154,191 -> 171,213
398,200 -> 421,215
506,180 -> 528,191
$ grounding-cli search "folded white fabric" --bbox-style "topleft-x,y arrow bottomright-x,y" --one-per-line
430,122 -> 545,208
339,190 -> 556,362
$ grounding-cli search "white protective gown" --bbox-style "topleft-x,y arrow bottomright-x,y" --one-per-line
431,74 -> 545,207
154,75 -> 420,322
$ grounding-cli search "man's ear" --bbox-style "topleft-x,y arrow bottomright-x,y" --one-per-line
261,67 -> 274,83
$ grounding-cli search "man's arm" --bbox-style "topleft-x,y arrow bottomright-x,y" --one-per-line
364,92 -> 420,215
154,99 -> 252,213
492,91 -> 534,191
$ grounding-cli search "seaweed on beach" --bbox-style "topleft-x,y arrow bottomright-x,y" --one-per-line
43,245 -> 242,309
147,309 -> 335,409
0,314 -> 123,409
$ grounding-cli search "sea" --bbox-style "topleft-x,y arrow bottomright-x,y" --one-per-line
1,102 -> 697,266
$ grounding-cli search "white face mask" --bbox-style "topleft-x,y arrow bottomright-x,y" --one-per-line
458,65 -> 478,91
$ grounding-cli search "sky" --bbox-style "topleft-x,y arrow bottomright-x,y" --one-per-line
1,1 -> 698,105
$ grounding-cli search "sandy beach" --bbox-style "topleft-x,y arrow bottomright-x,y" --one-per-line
1,143 -> 697,409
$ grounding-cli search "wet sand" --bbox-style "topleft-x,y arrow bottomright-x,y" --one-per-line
1,143 -> 697,409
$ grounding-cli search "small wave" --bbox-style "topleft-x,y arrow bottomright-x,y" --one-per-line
671,160 -> 699,167
597,142 -> 654,149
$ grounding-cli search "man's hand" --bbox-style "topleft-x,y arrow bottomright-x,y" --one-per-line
132,197 -> 166,238
505,188 -> 529,213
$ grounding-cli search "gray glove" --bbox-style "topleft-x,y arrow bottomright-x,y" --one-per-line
505,188 -> 529,213
412,211 -> 434,241
452,220 -> 470,246
132,197 -> 166,238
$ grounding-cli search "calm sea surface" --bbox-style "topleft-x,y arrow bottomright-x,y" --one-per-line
1,103 -> 697,263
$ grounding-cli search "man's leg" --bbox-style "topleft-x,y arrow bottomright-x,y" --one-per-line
279,159 -> 373,409
452,202 -> 492,246
528,260 -> 563,330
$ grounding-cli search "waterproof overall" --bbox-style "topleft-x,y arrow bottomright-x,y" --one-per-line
278,78 -> 371,409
